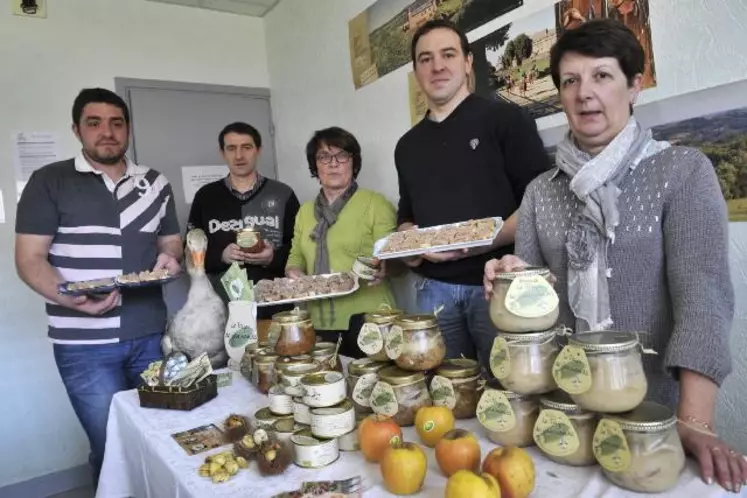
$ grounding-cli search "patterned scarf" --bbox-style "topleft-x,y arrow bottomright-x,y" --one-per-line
310,181 -> 358,327
556,117 -> 670,331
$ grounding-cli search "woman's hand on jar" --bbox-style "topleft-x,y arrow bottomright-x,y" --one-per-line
679,423 -> 747,493
483,255 -> 530,299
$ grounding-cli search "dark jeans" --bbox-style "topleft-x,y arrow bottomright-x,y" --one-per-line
415,276 -> 497,375
316,313 -> 366,359
53,333 -> 162,488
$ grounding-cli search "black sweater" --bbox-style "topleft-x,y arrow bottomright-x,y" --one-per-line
394,94 -> 552,285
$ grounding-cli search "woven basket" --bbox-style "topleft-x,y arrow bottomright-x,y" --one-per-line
138,374 -> 218,410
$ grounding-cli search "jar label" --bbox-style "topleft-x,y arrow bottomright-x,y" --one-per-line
489,337 -> 511,380
357,323 -> 384,356
267,322 -> 281,348
430,375 -> 456,410
593,419 -> 631,472
370,381 -> 398,417
552,345 -> 592,394
476,389 -> 516,432
504,274 -> 559,319
384,325 -> 404,360
352,373 -> 378,408
533,409 -> 580,457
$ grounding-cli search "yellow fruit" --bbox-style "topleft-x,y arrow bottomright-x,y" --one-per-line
380,441 -> 427,495
482,446 -> 535,498
445,470 -> 501,498
415,405 -> 455,447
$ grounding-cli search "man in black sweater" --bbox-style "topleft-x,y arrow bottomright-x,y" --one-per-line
394,20 -> 551,370
187,122 -> 300,319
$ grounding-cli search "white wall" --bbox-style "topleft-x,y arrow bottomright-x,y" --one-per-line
266,0 -> 747,453
0,0 -> 269,487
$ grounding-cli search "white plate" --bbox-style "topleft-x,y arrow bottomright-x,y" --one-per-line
255,273 -> 361,307
372,217 -> 504,260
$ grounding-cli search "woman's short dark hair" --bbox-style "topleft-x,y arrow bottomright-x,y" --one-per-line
306,127 -> 362,179
550,19 -> 645,89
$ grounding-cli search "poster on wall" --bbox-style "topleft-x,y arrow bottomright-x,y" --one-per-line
470,0 -> 656,120
408,72 -> 429,125
349,0 -> 523,90
11,131 -> 61,199
539,79 -> 747,222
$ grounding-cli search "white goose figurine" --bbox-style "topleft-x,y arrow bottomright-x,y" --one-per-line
162,228 -> 228,368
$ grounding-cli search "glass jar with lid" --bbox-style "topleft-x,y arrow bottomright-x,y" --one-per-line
432,359 -> 484,419
236,227 -> 264,253
272,308 -> 316,357
384,314 -> 446,371
252,352 -> 279,394
240,342 -> 260,382
357,306 -> 405,362
594,401 -> 685,493
311,343 -> 342,372
346,358 -> 391,415
553,331 -> 649,413
491,328 -> 559,395
370,365 -> 432,427
535,390 -> 597,466
489,266 -> 559,333
477,382 -> 538,447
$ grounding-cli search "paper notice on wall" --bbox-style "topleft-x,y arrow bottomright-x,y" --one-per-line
12,131 -> 61,197
181,165 -> 228,204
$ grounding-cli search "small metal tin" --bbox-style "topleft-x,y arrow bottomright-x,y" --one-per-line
290,428 -> 339,468
255,406 -> 292,429
293,397 -> 311,425
310,398 -> 355,438
300,371 -> 346,408
268,385 -> 294,415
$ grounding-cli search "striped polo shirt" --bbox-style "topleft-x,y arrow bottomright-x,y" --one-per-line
15,152 -> 181,344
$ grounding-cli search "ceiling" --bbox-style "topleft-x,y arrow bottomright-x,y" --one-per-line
146,0 -> 282,17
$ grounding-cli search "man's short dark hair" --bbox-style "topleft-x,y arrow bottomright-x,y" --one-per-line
550,18 -> 645,89
306,127 -> 362,179
219,122 -> 262,150
410,19 -> 471,64
72,88 -> 130,126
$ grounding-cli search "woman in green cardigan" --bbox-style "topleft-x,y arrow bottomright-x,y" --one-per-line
286,127 -> 397,358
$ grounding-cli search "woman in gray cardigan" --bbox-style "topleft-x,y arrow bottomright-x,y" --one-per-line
484,19 -> 744,492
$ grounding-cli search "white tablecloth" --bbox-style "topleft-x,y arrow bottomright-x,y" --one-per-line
97,369 -> 744,498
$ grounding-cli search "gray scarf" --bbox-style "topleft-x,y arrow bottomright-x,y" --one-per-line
310,181 -> 358,326
556,117 -> 670,331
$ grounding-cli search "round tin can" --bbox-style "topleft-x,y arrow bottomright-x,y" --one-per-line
290,428 -> 339,468
300,371 -> 346,408
272,418 -> 302,444
293,397 -> 311,425
310,398 -> 356,438
279,362 -> 322,387
268,385 -> 294,415
255,406 -> 293,429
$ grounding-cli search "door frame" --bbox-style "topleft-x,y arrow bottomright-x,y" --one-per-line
114,77 -> 277,178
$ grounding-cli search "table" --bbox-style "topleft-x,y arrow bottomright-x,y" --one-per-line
97,369 -> 744,498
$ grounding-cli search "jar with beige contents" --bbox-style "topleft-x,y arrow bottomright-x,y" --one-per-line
534,390 -> 597,466
357,306 -> 404,362
346,358 -> 391,415
490,328 -> 559,395
384,314 -> 446,371
552,331 -> 650,413
489,266 -> 560,333
369,366 -> 432,427
476,383 -> 538,448
431,359 -> 484,419
593,402 -> 686,493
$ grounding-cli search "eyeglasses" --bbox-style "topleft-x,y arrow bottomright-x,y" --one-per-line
316,150 -> 352,165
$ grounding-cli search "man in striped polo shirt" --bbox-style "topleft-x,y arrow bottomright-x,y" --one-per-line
14,88 -> 183,486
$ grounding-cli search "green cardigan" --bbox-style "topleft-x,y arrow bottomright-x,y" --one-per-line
286,189 -> 397,331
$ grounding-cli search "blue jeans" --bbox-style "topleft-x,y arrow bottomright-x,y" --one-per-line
415,277 -> 497,374
53,333 -> 162,486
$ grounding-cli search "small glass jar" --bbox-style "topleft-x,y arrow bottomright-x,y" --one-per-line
273,308 -> 316,357
386,314 -> 446,371
433,359 -> 483,419
564,331 -> 648,413
597,402 -> 685,493
311,344 -> 342,372
252,352 -> 278,394
536,390 -> 597,466
359,307 -> 404,362
240,342 -> 259,382
489,266 -> 559,333
493,328 -> 559,395
236,228 -> 265,253
372,365 -> 432,427
346,358 -> 390,415
478,383 -> 538,447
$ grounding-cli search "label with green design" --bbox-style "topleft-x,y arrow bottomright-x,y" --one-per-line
369,381 -> 398,417
489,337 -> 511,380
476,389 -> 516,432
384,325 -> 403,360
357,323 -> 383,356
221,262 -> 254,301
533,409 -> 580,457
552,345 -> 592,394
593,419 -> 631,472
352,373 -> 378,407
505,274 -> 559,318
227,325 -> 255,349
429,375 -> 456,410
